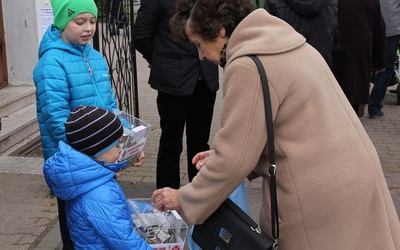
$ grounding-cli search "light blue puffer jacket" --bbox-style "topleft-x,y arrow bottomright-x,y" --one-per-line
44,141 -> 152,250
33,25 -> 119,160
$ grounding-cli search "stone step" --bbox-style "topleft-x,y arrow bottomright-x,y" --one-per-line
0,86 -> 38,155
1,130 -> 41,156
0,86 -> 36,117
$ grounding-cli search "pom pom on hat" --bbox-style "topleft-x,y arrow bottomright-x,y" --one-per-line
65,106 -> 123,157
50,0 -> 98,31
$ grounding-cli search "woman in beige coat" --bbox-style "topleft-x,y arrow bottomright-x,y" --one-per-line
152,0 -> 400,248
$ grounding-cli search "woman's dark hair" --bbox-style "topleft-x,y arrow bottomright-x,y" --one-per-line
170,0 -> 254,43
170,0 -> 195,42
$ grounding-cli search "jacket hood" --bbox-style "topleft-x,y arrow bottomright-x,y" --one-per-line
38,25 -> 91,59
43,141 -> 127,201
284,0 -> 330,16
226,9 -> 306,66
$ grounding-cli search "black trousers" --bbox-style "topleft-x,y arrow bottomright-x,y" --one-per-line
156,80 -> 216,189
57,197 -> 74,250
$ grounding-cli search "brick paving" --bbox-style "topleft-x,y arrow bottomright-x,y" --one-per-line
0,54 -> 398,249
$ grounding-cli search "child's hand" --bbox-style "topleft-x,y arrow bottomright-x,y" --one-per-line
132,152 -> 145,167
114,169 -> 122,179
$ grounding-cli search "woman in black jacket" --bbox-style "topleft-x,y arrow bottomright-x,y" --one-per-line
133,0 -> 219,189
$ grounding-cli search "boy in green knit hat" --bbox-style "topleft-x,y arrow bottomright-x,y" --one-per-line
33,0 -> 142,249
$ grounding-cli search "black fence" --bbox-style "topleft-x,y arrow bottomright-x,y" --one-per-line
93,0 -> 140,117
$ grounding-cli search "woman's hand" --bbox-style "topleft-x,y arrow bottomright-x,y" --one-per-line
192,150 -> 213,170
151,188 -> 180,211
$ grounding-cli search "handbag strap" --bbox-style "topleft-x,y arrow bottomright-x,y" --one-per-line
249,55 -> 280,243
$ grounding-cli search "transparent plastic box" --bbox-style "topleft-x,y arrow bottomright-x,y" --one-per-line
128,198 -> 188,250
114,110 -> 151,162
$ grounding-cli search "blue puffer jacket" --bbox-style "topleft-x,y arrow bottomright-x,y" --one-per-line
33,25 -> 119,160
44,141 -> 152,250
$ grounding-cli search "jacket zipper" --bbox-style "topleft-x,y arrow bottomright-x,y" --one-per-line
81,50 -> 106,107
82,52 -> 93,76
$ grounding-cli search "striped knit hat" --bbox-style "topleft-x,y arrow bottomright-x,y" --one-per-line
65,106 -> 123,157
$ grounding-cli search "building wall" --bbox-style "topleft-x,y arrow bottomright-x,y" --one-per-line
2,0 -> 51,86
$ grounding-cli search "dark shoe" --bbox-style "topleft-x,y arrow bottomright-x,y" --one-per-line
369,111 -> 384,119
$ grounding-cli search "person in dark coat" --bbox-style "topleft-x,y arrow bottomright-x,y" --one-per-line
331,0 -> 386,117
368,0 -> 400,119
264,0 -> 339,66
132,0 -> 219,189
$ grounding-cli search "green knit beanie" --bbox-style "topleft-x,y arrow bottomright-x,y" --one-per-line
50,0 -> 98,31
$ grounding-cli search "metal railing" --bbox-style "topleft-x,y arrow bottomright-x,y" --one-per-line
93,0 -> 140,117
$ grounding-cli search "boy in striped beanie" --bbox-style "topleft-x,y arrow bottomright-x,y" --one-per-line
65,105 -> 123,160
43,106 -> 151,249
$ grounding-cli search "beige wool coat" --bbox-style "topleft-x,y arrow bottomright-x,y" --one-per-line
179,9 -> 400,249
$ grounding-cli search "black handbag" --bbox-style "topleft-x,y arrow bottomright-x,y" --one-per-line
192,55 -> 279,250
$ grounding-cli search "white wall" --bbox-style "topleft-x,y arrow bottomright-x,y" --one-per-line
2,0 -> 51,86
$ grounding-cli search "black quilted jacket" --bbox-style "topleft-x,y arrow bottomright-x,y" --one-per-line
264,0 -> 340,66
133,0 -> 219,96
